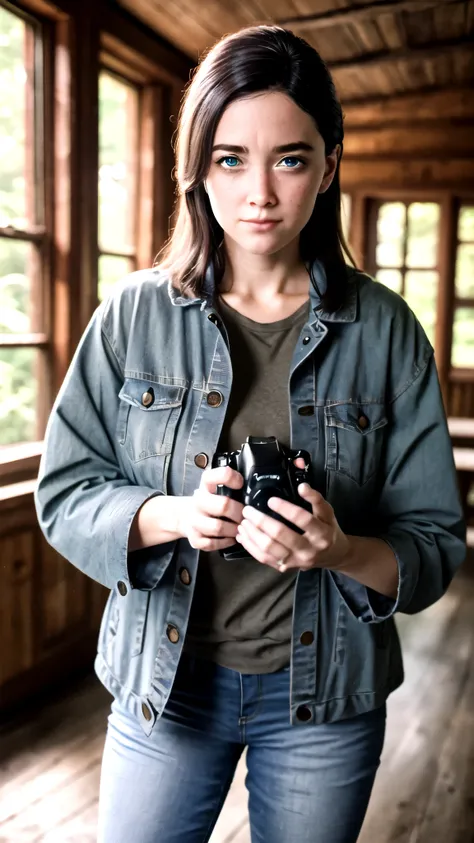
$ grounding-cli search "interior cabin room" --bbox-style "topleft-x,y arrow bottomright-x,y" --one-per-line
0,0 -> 473,841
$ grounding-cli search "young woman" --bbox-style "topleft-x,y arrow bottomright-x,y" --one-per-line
35,24 -> 466,843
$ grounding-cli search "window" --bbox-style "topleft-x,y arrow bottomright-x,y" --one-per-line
341,192 -> 351,243
0,4 -> 47,448
372,201 -> 440,346
452,204 -> 474,368
98,70 -> 140,301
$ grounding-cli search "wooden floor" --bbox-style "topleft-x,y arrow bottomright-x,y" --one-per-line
1,548 -> 473,842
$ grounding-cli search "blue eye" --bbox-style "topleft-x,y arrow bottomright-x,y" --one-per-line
281,157 -> 304,168
218,156 -> 240,168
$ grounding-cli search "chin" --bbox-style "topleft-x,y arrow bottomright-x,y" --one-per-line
237,231 -> 292,252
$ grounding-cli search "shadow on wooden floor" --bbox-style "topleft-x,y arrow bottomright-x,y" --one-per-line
1,553 -> 473,842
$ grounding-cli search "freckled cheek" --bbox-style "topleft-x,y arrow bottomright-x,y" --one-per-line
287,192 -> 319,222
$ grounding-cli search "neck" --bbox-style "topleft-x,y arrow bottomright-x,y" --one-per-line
220,238 -> 309,304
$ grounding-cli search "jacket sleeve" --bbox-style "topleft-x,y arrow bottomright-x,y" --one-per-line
331,351 -> 466,623
34,302 -> 177,592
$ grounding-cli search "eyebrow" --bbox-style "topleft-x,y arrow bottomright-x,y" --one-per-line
211,142 -> 315,154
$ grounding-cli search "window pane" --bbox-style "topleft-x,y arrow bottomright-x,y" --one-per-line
98,254 -> 134,302
455,243 -> 474,299
99,72 -> 139,253
376,203 -> 405,268
451,308 -> 474,368
406,203 -> 440,269
376,268 -> 402,293
0,7 -> 36,228
341,193 -> 351,242
405,270 -> 438,345
0,347 -> 40,445
0,238 -> 41,333
458,206 -> 474,242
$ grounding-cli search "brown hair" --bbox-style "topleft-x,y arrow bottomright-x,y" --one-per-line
157,24 -> 355,311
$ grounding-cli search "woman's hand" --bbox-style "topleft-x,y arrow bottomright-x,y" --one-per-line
176,466 -> 245,552
235,459 -> 350,573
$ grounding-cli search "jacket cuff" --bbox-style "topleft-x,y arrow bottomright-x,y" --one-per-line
107,488 -> 176,591
330,532 -> 420,622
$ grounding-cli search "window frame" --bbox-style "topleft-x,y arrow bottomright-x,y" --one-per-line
0,0 -> 54,479
365,189 -> 474,379
451,199 -> 474,370
97,65 -> 141,299
367,197 -> 441,344
98,35 -> 176,297
0,4 -> 183,490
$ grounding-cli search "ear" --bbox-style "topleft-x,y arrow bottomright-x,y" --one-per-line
319,144 -> 341,195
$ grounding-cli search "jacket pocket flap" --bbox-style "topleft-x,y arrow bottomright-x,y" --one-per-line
325,402 -> 387,435
119,378 -> 186,411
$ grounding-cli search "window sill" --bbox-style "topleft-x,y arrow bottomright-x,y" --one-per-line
0,478 -> 37,503
0,442 -> 43,487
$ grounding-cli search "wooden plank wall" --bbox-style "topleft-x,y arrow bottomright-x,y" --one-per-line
341,86 -> 474,415
0,489 -> 108,713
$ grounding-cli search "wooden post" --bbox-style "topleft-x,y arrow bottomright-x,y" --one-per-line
435,195 -> 457,405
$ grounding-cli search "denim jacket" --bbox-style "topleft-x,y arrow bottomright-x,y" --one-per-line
35,260 -> 466,736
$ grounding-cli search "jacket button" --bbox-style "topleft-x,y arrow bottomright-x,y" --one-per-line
358,414 -> 369,430
207,390 -> 224,407
117,581 -> 128,596
300,631 -> 314,646
298,406 -> 314,416
296,705 -> 313,722
141,389 -> 154,407
179,567 -> 191,586
302,336 -> 311,345
141,702 -> 152,721
167,624 -> 180,644
208,312 -> 219,325
194,453 -> 209,469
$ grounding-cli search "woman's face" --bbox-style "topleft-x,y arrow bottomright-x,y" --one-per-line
204,90 -> 339,258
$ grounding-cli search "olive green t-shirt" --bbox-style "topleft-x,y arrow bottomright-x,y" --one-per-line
183,296 -> 310,674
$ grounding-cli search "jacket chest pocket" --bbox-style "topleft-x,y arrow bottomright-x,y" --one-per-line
117,377 -> 186,463
324,402 -> 388,487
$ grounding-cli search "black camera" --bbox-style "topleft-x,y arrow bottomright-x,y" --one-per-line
213,436 -> 313,561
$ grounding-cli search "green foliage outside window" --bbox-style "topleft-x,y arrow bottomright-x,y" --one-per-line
452,206 -> 474,368
98,71 -> 138,301
375,202 -> 440,346
0,7 -> 39,447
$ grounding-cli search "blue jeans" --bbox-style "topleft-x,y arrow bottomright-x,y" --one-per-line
98,653 -> 386,843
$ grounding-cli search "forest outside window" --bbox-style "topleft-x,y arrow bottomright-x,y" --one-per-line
452,204 -> 474,369
371,201 -> 440,347
0,3 -> 48,453
98,70 -> 140,302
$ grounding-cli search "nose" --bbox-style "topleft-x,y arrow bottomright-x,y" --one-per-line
246,166 -> 277,208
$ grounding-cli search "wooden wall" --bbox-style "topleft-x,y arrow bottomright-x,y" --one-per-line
341,85 -> 474,414
0,487 -> 107,711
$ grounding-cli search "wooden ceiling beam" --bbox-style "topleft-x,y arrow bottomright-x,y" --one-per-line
278,0 -> 465,31
340,157 -> 474,188
328,35 -> 474,72
343,124 -> 474,158
341,86 -> 474,122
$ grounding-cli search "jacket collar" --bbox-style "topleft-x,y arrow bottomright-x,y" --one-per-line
167,258 -> 358,324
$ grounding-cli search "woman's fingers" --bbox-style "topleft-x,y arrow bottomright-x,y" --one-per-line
188,528 -> 238,552
200,466 -> 244,495
193,513 -> 239,540
237,519 -> 289,570
195,488 -> 244,523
